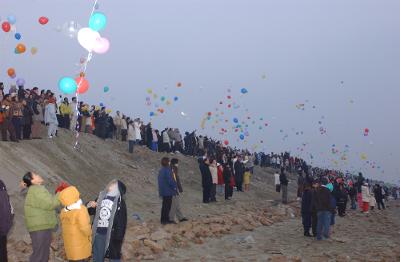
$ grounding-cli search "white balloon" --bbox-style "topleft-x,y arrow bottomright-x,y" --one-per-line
77,27 -> 100,52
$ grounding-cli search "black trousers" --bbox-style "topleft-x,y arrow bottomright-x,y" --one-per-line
23,124 -> 31,139
202,185 -> 211,203
337,202 -> 346,216
302,213 -> 311,233
0,235 -> 7,262
210,184 -> 217,202
235,179 -> 243,191
161,196 -> 173,224
311,211 -> 318,236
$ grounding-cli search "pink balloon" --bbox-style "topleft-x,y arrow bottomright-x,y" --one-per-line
93,37 -> 110,54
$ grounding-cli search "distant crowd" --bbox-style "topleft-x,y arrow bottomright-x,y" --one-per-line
0,82 -> 399,262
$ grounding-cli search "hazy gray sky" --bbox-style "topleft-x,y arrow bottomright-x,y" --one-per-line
1,0 -> 400,183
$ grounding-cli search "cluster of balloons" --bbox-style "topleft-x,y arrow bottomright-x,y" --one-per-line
77,12 -> 110,54
58,77 -> 90,95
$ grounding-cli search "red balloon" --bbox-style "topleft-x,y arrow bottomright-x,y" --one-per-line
2,22 -> 11,32
38,17 -> 49,25
224,140 -> 229,146
75,77 -> 89,94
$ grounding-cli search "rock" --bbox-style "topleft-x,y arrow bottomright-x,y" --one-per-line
269,255 -> 288,262
260,217 -> 273,226
150,228 -> 171,241
143,255 -> 156,260
193,237 -> 204,245
143,239 -> 164,254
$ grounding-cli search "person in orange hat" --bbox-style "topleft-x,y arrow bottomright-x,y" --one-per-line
59,186 -> 92,262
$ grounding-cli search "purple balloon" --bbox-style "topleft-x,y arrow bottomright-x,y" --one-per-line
16,78 -> 25,86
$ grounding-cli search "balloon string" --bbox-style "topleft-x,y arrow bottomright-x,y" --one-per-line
74,0 -> 98,150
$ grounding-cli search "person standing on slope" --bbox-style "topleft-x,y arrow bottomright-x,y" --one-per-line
0,179 -> 13,262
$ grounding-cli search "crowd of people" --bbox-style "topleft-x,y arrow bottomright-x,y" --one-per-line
0,82 -> 399,261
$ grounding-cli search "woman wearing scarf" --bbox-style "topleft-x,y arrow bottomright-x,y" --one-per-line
23,172 -> 60,262
87,180 -> 127,262
59,186 -> 92,262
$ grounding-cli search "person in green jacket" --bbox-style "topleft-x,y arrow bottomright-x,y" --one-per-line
22,172 -> 60,262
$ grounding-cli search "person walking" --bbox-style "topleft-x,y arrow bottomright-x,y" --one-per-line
280,168 -> 289,204
59,186 -> 92,262
23,172 -> 60,262
87,180 -> 127,262
158,157 -> 177,225
0,180 -> 13,262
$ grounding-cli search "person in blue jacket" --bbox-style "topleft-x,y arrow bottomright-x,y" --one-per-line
158,157 -> 177,225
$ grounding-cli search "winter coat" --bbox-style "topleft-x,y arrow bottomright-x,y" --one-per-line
113,115 -> 122,126
127,124 -> 135,141
209,165 -> 218,184
44,103 -> 58,125
374,186 -> 384,201
162,130 -> 170,143
158,167 -> 177,197
88,181 -> 127,260
223,168 -> 232,184
279,173 -> 289,186
301,188 -> 312,215
24,185 -> 60,232
199,160 -> 212,188
133,121 -> 142,140
234,161 -> 245,182
361,185 -> 370,202
0,180 -> 13,236
313,186 -> 333,212
172,166 -> 183,193
217,166 -> 224,185
59,186 -> 92,261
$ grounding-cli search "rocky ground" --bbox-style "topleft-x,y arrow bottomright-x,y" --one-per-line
2,128 -> 399,261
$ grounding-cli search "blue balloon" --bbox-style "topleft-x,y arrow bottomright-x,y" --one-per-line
174,96 -> 178,101
241,88 -> 248,94
59,77 -> 77,94
239,134 -> 245,140
89,12 -> 107,32
233,118 -> 238,123
100,103 -> 104,107
15,33 -> 21,40
7,15 -> 17,25
149,112 -> 155,117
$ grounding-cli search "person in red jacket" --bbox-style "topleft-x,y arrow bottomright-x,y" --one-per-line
217,163 -> 224,196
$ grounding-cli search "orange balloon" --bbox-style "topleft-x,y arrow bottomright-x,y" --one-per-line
75,77 -> 89,94
16,43 -> 26,54
7,68 -> 15,77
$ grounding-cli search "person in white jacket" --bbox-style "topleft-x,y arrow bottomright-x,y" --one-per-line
133,118 -> 142,144
361,183 -> 370,213
127,121 -> 135,153
69,97 -> 78,132
44,97 -> 58,138
274,173 -> 281,192
113,111 -> 122,140
209,159 -> 218,202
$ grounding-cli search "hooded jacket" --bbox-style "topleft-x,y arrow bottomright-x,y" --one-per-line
59,186 -> 92,261
24,185 -> 60,232
88,180 -> 127,260
0,180 -> 13,236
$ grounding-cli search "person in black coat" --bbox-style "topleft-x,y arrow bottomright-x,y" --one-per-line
280,168 -> 289,204
198,157 -> 212,203
301,183 -> 313,237
234,157 -> 245,192
0,180 -> 13,262
374,184 -> 385,210
87,180 -> 127,262
223,163 -> 233,200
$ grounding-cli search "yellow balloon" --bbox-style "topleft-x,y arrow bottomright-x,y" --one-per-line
31,47 -> 38,55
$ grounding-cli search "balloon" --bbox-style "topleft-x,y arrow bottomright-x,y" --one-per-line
14,33 -> 21,40
75,77 -> 89,94
233,118 -> 238,123
224,140 -> 229,146
93,37 -> 110,54
147,88 -> 153,94
7,15 -> 16,25
59,77 -> 77,94
150,112 -> 155,117
241,88 -> 248,94
239,134 -> 245,140
160,96 -> 166,101
38,17 -> 49,25
95,3 -> 100,10
174,96 -> 178,101
31,47 -> 38,55
89,12 -> 107,32
2,22 -> 11,32
7,68 -> 15,77
16,78 -> 25,86
100,103 -> 104,107
16,43 -> 26,53
78,28 -> 100,52
177,82 -> 182,87
62,21 -> 81,39
103,86 -> 109,92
